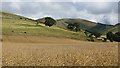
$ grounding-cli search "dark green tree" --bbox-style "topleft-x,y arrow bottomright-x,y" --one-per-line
44,17 -> 56,27
113,32 -> 120,42
74,23 -> 81,32
115,32 -> 120,36
106,31 -> 120,42
85,30 -> 101,38
67,23 -> 81,32
67,23 -> 74,31
106,32 -> 114,42
92,31 -> 101,38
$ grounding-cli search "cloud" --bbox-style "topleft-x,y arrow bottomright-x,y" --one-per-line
1,0 -> 120,2
101,11 -> 118,25
1,2 -> 118,25
75,2 -> 118,14
1,2 -> 21,13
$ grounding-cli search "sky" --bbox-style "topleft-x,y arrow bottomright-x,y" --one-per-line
0,0 -> 119,25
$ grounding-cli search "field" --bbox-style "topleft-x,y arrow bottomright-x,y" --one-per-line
2,36 -> 118,66
0,39 -> 2,67
1,12 -> 119,66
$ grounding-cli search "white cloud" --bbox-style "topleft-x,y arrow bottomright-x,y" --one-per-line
2,0 -> 21,2
1,2 -> 118,25
10,2 -> 21,11
1,0 -> 120,2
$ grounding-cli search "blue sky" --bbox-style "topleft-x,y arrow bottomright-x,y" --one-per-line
1,0 -> 119,25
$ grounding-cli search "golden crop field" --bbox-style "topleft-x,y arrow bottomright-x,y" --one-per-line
2,36 -> 118,66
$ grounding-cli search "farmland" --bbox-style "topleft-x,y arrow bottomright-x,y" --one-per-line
2,36 -> 118,66
1,12 -> 119,66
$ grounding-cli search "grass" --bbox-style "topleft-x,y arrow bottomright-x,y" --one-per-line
16,24 -> 43,27
2,18 -> 87,41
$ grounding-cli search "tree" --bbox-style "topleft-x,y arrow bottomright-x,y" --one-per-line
106,31 -> 120,42
67,23 -> 81,32
113,32 -> 120,42
44,17 -> 56,27
74,23 -> 81,32
112,34 -> 120,42
92,31 -> 101,38
67,23 -> 74,31
85,30 -> 101,38
74,27 -> 81,32
115,32 -> 120,36
106,32 -> 114,42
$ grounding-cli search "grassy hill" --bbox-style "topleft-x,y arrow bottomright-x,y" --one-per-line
1,12 -> 87,41
37,17 -> 118,35
56,18 -> 97,30
2,12 -> 119,41
1,12 -> 35,22
109,23 -> 120,33
56,18 -> 117,35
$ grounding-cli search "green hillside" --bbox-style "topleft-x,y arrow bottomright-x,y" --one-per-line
2,12 -> 118,41
56,19 -> 117,35
37,17 -> 118,35
1,12 -> 87,41
109,23 -> 119,33
1,12 -> 35,22
56,18 -> 97,30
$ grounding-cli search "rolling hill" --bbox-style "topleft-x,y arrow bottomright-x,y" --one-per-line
56,18 -> 97,30
1,12 -> 87,41
1,12 -> 119,41
37,17 -> 118,35
56,18 -> 118,35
